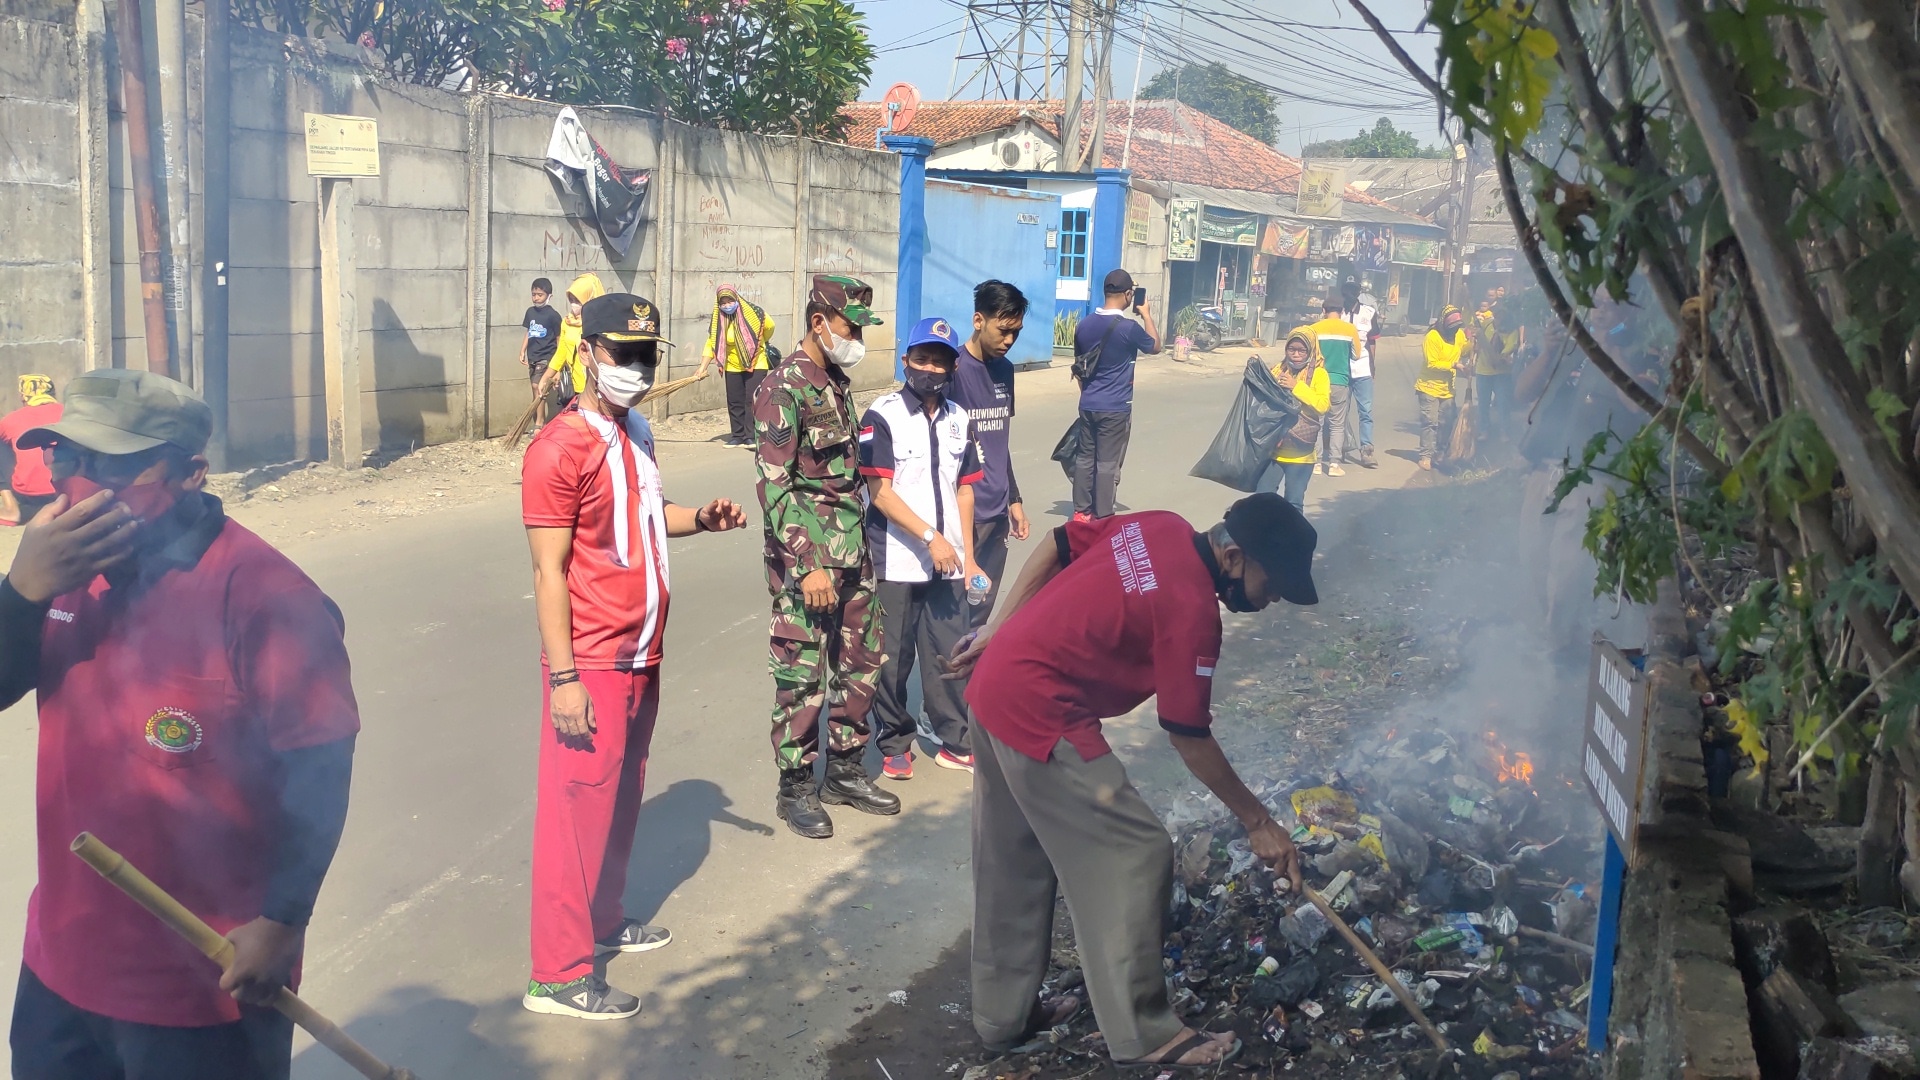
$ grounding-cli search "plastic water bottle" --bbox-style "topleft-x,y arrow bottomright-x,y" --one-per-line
967,572 -> 992,607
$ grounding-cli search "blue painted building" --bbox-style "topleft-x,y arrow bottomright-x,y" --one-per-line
919,179 -> 1060,368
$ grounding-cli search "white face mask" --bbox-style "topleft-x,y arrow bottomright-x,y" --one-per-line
592,359 -> 656,408
817,323 -> 866,370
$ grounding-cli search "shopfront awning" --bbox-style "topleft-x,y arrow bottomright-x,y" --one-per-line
1162,181 -> 1445,234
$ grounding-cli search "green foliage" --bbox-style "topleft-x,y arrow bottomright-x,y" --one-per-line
1171,305 -> 1204,341
1426,0 -> 1559,146
1301,117 -> 1447,159
1141,62 -> 1277,144
1053,312 -> 1078,349
230,0 -> 875,138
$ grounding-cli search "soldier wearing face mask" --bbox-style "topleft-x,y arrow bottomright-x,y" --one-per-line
521,292 -> 748,1020
859,317 -> 987,783
752,275 -> 901,839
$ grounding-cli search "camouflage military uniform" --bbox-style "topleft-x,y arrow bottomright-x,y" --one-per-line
754,349 -> 885,769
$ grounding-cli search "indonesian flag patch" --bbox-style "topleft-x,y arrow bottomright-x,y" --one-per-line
858,425 -> 874,443
1196,657 -> 1216,677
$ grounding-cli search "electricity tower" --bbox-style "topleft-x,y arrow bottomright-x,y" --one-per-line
948,0 -> 1063,100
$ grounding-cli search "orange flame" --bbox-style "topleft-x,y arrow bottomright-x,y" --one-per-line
1495,750 -> 1535,787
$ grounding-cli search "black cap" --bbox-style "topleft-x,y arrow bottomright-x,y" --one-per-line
1224,493 -> 1318,605
581,293 -> 674,345
1103,268 -> 1134,294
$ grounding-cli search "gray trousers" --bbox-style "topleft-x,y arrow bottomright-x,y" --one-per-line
1071,410 -> 1132,517
1318,383 -> 1351,465
971,726 -> 1181,1060
1418,390 -> 1455,460
872,578 -> 972,757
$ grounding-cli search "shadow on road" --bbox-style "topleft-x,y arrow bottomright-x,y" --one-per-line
622,778 -> 777,923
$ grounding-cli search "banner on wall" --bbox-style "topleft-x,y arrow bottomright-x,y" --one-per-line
1296,162 -> 1345,218
1354,225 -> 1393,272
1261,221 -> 1310,259
1126,190 -> 1152,245
546,107 -> 653,258
1309,226 -> 1356,261
1393,235 -> 1444,268
1200,207 -> 1260,247
1169,199 -> 1202,261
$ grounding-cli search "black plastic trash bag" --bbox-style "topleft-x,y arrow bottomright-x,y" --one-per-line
1052,417 -> 1087,479
1190,358 -> 1301,492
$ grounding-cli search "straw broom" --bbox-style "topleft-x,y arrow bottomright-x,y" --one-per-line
505,361 -> 715,449
1446,368 -> 1478,466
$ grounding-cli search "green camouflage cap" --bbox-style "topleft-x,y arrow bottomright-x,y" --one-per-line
19,369 -> 212,456
810,274 -> 884,327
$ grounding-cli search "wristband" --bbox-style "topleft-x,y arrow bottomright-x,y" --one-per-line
548,668 -> 580,688
694,508 -> 711,532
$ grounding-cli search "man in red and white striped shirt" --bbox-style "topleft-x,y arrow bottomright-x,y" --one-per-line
521,293 -> 746,1021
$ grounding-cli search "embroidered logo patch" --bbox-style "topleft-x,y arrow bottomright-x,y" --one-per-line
144,708 -> 203,754
1196,657 -> 1217,677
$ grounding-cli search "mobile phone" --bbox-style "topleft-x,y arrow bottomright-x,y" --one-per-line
1132,286 -> 1147,310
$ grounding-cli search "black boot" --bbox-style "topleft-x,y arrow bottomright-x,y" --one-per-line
822,752 -> 902,816
777,766 -> 834,839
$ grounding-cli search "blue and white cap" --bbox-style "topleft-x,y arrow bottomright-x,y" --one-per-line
904,316 -> 962,355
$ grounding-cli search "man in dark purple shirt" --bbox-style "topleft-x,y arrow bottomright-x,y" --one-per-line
948,280 -> 1031,627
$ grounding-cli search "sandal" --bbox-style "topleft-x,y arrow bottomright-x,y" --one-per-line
984,993 -> 1086,1053
1119,1029 -> 1243,1069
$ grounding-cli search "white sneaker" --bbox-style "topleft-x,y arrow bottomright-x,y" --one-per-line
1325,463 -> 1347,476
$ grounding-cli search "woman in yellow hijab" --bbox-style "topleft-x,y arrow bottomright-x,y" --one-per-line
701,283 -> 776,446
537,273 -> 606,410
1416,306 -> 1469,470
1268,326 -> 1330,509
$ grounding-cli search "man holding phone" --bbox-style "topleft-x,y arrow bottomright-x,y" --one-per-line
1070,270 -> 1161,520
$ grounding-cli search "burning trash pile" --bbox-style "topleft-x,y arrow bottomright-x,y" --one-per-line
961,726 -> 1605,1079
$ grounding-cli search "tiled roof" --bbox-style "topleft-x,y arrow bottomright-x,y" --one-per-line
838,98 -> 1401,212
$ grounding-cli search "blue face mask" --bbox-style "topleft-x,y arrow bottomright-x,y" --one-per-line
720,302 -> 739,315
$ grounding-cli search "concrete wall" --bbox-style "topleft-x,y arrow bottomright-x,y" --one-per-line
923,179 -> 1058,369
0,3 -> 103,386
5,10 -> 900,467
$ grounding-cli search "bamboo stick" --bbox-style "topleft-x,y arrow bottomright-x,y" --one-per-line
71,833 -> 417,1080
1303,887 -> 1449,1051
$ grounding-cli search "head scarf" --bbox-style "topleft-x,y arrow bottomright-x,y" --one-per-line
18,374 -> 53,407
1279,326 -> 1323,374
710,284 -> 764,364
564,273 -> 606,328
1436,304 -> 1467,343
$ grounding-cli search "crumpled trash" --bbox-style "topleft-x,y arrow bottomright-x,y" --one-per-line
1417,868 -> 1455,908
1275,904 -> 1332,952
1225,838 -> 1258,877
1488,904 -> 1520,937
887,990 -> 909,1006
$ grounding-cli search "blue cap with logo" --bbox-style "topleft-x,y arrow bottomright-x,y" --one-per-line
904,316 -> 961,355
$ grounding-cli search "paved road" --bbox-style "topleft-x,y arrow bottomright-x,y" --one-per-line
0,339 -> 1435,1079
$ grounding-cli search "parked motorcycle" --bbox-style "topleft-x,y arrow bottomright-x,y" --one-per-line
1192,304 -> 1225,352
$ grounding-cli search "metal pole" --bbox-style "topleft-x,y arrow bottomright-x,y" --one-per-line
112,0 -> 172,376
154,0 -> 194,383
202,0 -> 230,465
1586,833 -> 1627,1049
1121,12 -> 1148,170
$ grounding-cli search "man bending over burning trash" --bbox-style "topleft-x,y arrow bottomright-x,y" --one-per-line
0,370 -> 360,1079
945,492 -> 1315,1069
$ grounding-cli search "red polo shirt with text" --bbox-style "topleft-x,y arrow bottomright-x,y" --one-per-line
27,507 -> 360,1027
967,511 -> 1222,761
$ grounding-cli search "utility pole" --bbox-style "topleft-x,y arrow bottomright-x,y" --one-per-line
1062,0 -> 1087,170
1086,0 -> 1115,170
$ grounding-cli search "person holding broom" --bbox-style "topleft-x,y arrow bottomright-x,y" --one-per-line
1416,305 -> 1471,471
521,292 -> 747,1020
0,369 -> 360,1079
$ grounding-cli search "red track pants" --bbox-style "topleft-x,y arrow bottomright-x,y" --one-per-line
531,666 -> 660,984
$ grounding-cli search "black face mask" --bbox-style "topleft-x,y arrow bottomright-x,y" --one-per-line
906,369 -> 950,397
1214,561 -> 1257,613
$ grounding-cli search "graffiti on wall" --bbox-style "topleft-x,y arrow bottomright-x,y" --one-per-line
542,229 -> 609,272
695,195 -> 769,270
